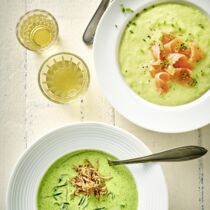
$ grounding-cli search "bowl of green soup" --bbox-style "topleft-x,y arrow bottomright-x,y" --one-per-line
94,0 -> 210,133
7,123 -> 168,210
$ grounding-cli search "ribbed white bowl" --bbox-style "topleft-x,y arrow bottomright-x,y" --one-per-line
7,123 -> 168,210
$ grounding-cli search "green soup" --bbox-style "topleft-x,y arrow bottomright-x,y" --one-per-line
119,3 -> 210,106
37,150 -> 138,210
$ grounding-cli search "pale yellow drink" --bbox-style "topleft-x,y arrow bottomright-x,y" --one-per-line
39,53 -> 90,103
16,10 -> 58,51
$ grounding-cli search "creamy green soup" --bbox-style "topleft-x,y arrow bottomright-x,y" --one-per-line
37,150 -> 138,210
119,3 -> 210,106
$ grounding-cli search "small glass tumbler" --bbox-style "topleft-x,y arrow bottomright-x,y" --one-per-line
16,9 -> 59,51
38,52 -> 90,104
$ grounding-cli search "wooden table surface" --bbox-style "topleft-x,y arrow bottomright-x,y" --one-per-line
0,0 -> 209,209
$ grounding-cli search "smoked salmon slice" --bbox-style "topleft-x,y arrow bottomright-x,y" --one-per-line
162,32 -> 176,45
151,43 -> 161,60
174,56 -> 193,69
150,67 -> 162,78
164,38 -> 182,53
151,44 -> 164,77
178,48 -> 191,58
190,42 -> 204,62
150,61 -> 163,77
160,48 -> 171,60
155,72 -> 170,93
165,65 -> 176,76
173,68 -> 192,85
149,32 -> 203,93
168,53 -> 193,69
168,53 -> 186,65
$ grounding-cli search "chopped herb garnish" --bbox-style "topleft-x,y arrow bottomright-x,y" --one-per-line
93,208 -> 106,210
147,35 -> 151,39
180,43 -> 188,50
143,8 -> 148,12
54,202 -> 60,206
47,174 -> 70,208
60,202 -> 69,210
53,192 -> 62,197
125,7 -> 134,13
163,60 -> 169,67
143,38 -> 146,42
78,196 -> 89,209
181,72 -> 189,80
44,174 -> 71,209
135,13 -> 140,17
115,24 -> 118,28
120,204 -> 126,208
53,192 -> 62,200
198,23 -> 205,29
120,4 -> 134,14
78,196 -> 85,206
83,199 -> 89,209
107,191 -> 115,199
129,30 -> 134,34
126,21 -> 133,27
121,5 -> 125,13
188,78 -> 198,86
43,192 -> 63,200
53,182 -> 67,192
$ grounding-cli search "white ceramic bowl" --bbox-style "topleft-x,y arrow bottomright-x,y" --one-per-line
94,0 -> 210,133
7,123 -> 168,210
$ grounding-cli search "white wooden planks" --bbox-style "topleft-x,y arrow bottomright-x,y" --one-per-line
0,0 -> 27,208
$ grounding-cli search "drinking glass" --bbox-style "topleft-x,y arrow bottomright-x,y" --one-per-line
16,9 -> 59,51
38,52 -> 90,103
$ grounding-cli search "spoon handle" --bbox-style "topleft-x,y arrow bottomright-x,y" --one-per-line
83,0 -> 110,45
108,146 -> 208,166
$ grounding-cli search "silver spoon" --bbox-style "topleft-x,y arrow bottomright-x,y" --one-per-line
83,0 -> 110,45
108,146 -> 208,166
